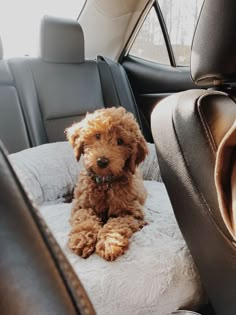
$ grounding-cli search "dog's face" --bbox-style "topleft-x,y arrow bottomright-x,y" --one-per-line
66,107 -> 148,176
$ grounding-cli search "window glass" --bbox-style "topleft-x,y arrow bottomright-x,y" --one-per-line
158,0 -> 203,66
0,0 -> 85,58
129,7 -> 170,66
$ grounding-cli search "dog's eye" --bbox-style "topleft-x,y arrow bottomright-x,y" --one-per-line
95,134 -> 101,140
117,138 -> 124,145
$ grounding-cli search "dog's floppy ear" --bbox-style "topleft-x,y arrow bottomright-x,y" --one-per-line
65,123 -> 84,161
127,134 -> 148,174
136,135 -> 148,165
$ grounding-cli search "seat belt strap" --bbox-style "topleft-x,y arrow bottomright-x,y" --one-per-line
96,55 -> 120,108
97,55 -> 146,136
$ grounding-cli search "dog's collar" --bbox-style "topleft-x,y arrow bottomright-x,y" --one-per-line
87,171 -> 127,188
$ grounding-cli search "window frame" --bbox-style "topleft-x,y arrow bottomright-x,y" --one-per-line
122,0 -> 176,66
154,1 -> 176,67
123,0 -> 205,68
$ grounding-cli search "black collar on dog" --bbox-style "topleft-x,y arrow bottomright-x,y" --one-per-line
87,171 -> 128,190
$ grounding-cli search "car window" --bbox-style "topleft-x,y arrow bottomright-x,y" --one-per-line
159,0 -> 203,66
129,0 -> 203,67
0,0 -> 85,58
130,7 -> 170,66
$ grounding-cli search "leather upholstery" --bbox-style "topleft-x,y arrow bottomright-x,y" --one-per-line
191,0 -> 236,85
7,58 -> 48,146
0,37 -> 3,60
0,41 -> 30,153
0,84 -> 30,153
0,142 -> 95,315
151,89 -> 236,315
29,59 -> 104,119
40,15 -> 85,64
152,1 -> 236,313
8,56 -> 104,144
6,16 -> 143,149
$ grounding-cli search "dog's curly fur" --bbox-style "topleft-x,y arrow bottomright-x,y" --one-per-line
66,107 -> 148,261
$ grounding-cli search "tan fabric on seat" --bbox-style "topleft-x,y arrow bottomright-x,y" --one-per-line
215,120 -> 236,240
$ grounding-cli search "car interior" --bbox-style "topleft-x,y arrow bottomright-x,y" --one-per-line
0,0 -> 236,314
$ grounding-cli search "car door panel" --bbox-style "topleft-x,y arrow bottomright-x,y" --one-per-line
122,55 -> 197,141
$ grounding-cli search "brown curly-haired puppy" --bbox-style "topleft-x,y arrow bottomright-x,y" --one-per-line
66,107 -> 148,261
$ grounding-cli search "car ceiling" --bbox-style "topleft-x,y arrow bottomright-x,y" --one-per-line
79,0 -> 151,60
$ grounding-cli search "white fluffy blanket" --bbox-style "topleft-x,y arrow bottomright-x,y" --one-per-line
9,142 -> 161,205
9,142 -> 206,315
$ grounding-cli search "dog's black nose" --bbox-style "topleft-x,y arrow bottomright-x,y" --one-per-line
97,157 -> 109,168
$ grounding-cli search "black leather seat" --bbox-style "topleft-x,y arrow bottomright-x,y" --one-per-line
0,16 -> 146,314
0,37 -> 30,153
151,0 -> 236,314
0,141 -> 95,315
7,16 -> 143,149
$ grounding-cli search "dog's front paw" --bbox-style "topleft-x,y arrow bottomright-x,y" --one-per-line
68,229 -> 97,258
96,232 -> 129,261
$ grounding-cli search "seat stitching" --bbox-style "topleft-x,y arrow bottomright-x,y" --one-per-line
171,105 -> 235,244
197,100 -> 217,156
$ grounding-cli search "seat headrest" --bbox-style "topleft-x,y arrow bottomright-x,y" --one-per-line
191,0 -> 236,85
40,15 -> 85,64
0,37 -> 3,60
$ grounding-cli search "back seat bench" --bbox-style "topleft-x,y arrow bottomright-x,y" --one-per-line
1,15 -> 146,153
0,37 -> 31,153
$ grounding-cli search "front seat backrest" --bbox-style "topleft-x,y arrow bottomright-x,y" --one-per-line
151,0 -> 236,314
0,141 -> 95,315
